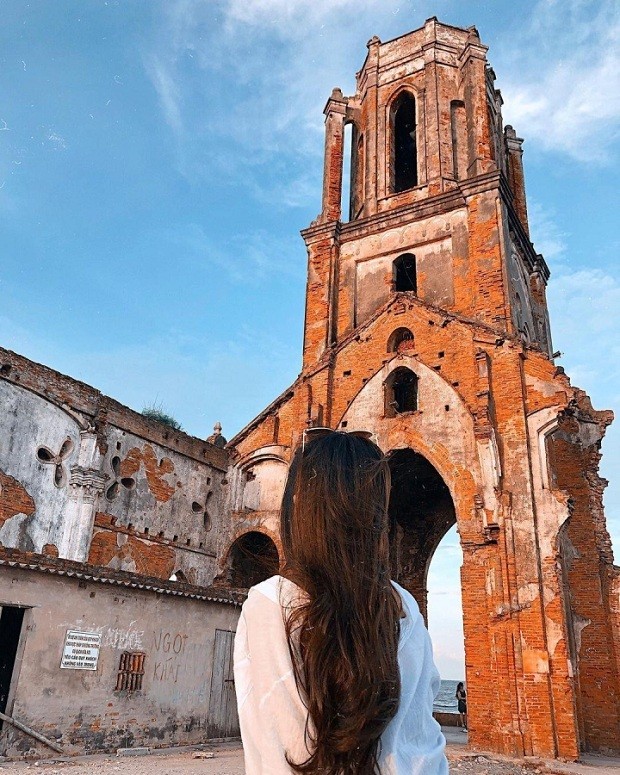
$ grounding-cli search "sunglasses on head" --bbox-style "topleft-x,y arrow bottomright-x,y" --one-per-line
301,426 -> 374,451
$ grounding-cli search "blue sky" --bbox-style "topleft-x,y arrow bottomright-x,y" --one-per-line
1,0 -> 619,678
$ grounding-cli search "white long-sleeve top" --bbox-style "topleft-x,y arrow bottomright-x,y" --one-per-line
233,575 -> 448,774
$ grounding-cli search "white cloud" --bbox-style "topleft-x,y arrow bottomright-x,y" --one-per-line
143,0 -> 431,194
499,0 -> 620,163
528,201 -> 568,261
145,0 -> 620,203
550,267 -> 620,393
223,0 -> 364,30
47,132 -> 67,150
144,53 -> 184,136
0,320 -> 299,442
547,264 -> 620,554
160,223 -> 305,283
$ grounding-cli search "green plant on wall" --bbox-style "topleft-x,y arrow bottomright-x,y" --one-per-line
141,402 -> 182,431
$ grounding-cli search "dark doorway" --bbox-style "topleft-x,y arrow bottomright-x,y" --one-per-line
387,449 -> 456,621
228,532 -> 280,589
0,606 -> 25,726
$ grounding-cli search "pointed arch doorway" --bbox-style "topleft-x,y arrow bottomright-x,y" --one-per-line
387,447 -> 466,728
387,448 -> 458,624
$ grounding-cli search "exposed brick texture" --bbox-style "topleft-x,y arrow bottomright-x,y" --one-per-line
119,446 -> 176,503
88,522 -> 177,580
0,468 -> 35,528
223,18 -> 620,761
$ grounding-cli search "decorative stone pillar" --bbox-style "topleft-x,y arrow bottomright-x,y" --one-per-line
460,29 -> 494,177
320,88 -> 347,223
363,36 -> 380,214
505,125 -> 529,235
58,429 -> 107,561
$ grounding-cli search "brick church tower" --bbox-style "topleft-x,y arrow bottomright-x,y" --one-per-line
223,19 -> 620,758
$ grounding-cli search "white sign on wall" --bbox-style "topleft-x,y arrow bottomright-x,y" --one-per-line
60,630 -> 101,670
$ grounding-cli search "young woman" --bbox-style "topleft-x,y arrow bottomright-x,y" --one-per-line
456,682 -> 467,732
234,430 -> 448,774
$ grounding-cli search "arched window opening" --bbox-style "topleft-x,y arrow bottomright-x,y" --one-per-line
387,327 -> 415,353
349,127 -> 364,220
392,93 -> 418,193
385,367 -> 418,417
340,122 -> 353,224
228,531 -> 280,589
393,253 -> 417,293
169,570 -> 187,582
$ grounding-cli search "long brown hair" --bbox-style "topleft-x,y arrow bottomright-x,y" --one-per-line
280,431 -> 401,775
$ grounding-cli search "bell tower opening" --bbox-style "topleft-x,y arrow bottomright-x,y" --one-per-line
384,367 -> 418,416
393,253 -> 417,292
391,92 -> 418,193
349,123 -> 365,221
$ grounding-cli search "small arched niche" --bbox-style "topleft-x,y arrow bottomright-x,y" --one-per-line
227,531 -> 280,589
393,253 -> 417,293
391,92 -> 418,193
387,327 -> 415,353
385,367 -> 419,417
169,570 -> 187,583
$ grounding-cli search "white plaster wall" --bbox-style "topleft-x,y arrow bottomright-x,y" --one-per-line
0,568 -> 240,754
340,355 -> 479,490
0,381 -> 80,553
242,458 -> 289,513
341,209 -> 467,328
101,427 -> 223,553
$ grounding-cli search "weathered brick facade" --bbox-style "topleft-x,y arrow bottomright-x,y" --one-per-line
223,18 -> 620,760
0,348 -> 228,585
0,349 -> 241,755
1,15 -> 618,762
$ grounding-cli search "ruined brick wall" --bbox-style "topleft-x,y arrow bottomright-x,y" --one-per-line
611,571 -> 620,697
544,394 -> 620,752
0,555 -> 241,756
0,348 -> 229,586
228,292 -> 612,759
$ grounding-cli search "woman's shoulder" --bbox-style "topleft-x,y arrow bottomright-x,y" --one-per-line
390,580 -> 422,619
244,575 -> 305,613
390,580 -> 425,647
247,574 -> 282,603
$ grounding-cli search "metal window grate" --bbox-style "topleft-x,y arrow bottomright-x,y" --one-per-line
115,651 -> 146,691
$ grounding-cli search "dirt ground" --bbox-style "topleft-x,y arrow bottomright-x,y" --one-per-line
1,743 -> 617,775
